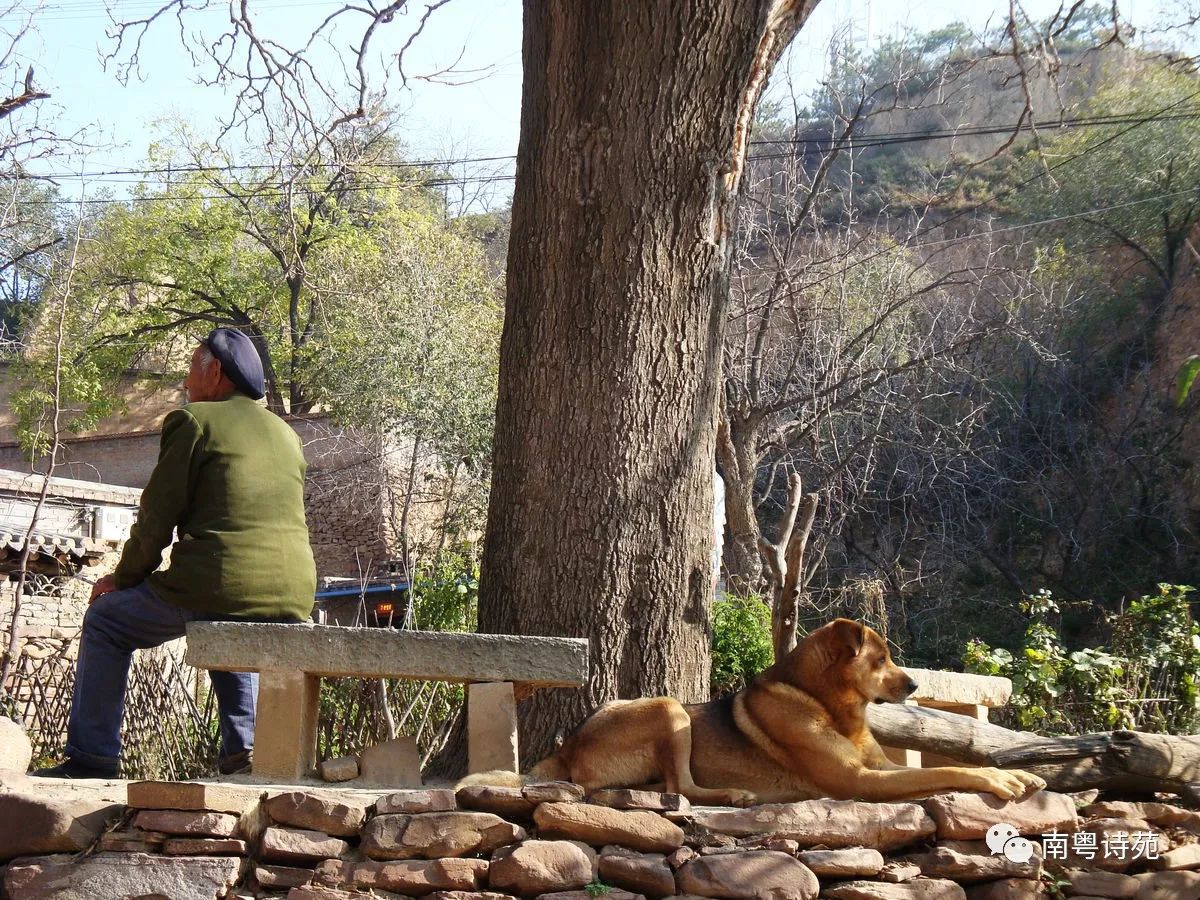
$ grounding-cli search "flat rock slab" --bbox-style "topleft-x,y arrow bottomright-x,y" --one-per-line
261,826 -> 352,864
266,791 -> 368,836
378,789 -> 459,815
316,857 -> 491,893
902,669 -> 1012,707
489,840 -> 595,896
1133,870 -> 1200,897
924,792 -> 1078,840
127,780 -> 266,814
162,837 -> 248,855
3,852 -> 243,900
1064,869 -> 1139,897
675,850 -> 818,899
133,809 -> 239,837
0,717 -> 31,774
1082,801 -> 1200,831
589,789 -> 690,813
362,811 -> 525,860
598,845 -> 676,898
256,864 -> 317,889
0,772 -> 124,858
822,879 -> 967,899
287,886 -> 409,900
185,622 -> 589,686
534,802 -> 684,853
457,785 -> 538,819
905,846 -> 1041,883
795,847 -> 884,878
690,800 -> 935,851
962,879 -> 1047,899
100,829 -> 166,853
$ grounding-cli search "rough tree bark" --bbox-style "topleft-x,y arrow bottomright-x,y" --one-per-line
716,416 -> 766,593
479,0 -> 817,766
870,704 -> 1200,802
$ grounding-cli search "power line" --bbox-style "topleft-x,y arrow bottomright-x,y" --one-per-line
19,106 -> 1200,183
794,85 -> 1200,292
14,104 -> 1200,207
0,0 -> 336,24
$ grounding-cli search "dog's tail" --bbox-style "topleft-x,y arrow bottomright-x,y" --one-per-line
455,769 -> 525,789
454,751 -> 571,790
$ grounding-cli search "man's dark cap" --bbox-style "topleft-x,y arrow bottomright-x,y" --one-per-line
200,327 -> 265,400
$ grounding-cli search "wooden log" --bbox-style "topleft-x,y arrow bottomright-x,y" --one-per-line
867,703 -> 1200,803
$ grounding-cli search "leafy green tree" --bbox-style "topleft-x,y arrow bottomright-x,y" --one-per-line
74,114 -> 473,415
1009,64 -> 1200,302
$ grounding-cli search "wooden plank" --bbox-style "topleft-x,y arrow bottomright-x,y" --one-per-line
185,622 -> 589,688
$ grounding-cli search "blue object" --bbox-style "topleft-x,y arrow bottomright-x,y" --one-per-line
315,582 -> 409,600
64,581 -> 296,771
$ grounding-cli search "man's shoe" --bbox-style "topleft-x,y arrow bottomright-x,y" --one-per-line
217,750 -> 252,776
33,757 -> 119,779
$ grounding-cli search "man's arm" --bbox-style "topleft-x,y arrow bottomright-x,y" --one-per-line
111,409 -> 203,589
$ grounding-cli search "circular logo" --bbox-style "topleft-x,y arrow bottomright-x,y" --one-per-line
1002,836 -> 1035,863
985,822 -> 1020,855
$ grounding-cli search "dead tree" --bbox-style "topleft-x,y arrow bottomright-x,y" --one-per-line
870,703 -> 1200,802
758,473 -> 818,660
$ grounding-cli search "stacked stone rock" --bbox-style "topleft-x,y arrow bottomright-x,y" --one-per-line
6,775 -> 1200,899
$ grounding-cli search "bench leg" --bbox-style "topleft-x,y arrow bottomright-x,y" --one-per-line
253,671 -> 320,781
882,700 -> 923,768
467,681 -> 519,774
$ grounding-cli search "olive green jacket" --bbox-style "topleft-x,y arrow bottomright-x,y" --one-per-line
113,394 -> 317,621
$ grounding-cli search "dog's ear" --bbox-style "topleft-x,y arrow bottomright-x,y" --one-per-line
831,618 -> 867,658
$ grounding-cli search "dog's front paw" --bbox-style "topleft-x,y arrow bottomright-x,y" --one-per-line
720,788 -> 758,808
1010,769 -> 1046,793
975,767 -> 1037,801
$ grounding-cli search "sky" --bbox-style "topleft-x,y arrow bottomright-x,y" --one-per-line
2,0 -> 1178,203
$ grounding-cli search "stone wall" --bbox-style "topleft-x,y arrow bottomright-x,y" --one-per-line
0,548 -> 120,650
3,771 -> 1200,899
0,416 -> 457,580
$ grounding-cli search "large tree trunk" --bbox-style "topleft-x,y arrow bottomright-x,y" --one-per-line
480,0 -> 816,765
716,414 -> 765,593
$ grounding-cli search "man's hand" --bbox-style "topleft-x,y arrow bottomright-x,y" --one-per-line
89,575 -> 119,604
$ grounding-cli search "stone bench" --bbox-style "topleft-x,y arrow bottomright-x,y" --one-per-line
184,623 -> 589,782
882,667 -> 1013,768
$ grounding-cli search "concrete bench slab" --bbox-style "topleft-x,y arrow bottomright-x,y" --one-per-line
184,623 -> 589,687
184,623 -> 589,783
903,668 -> 1012,709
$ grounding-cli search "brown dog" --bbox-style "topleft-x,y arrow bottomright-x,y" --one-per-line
468,618 -> 1045,805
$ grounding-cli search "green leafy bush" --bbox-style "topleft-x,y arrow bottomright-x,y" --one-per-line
711,594 -> 774,697
409,546 -> 479,633
964,585 -> 1200,734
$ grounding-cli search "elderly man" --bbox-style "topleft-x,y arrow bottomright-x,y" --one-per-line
35,328 -> 317,779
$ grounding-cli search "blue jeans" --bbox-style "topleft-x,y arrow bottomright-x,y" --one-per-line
66,582 -> 261,769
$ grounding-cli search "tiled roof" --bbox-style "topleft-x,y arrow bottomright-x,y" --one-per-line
0,469 -> 141,506
0,527 -> 112,575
